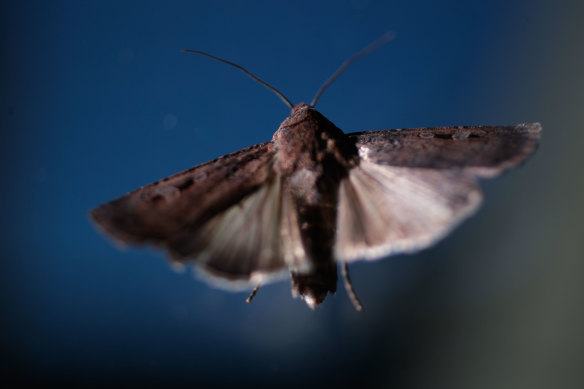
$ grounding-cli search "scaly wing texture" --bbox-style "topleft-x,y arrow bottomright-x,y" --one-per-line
336,124 -> 541,262
167,175 -> 288,289
336,163 -> 482,262
349,124 -> 541,177
91,141 -> 290,288
92,142 -> 273,244
280,189 -> 311,273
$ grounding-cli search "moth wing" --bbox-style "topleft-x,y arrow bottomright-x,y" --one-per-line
166,175 -> 290,289
280,190 -> 312,273
91,141 -> 274,245
348,123 -> 541,177
335,162 -> 482,262
91,141 -> 291,288
336,124 -> 541,262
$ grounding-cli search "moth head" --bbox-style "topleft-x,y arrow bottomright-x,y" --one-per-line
292,102 -> 311,113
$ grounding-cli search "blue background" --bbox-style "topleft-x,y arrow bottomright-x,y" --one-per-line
2,1 -> 583,388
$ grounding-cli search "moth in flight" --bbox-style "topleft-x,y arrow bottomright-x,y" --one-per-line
91,33 -> 541,310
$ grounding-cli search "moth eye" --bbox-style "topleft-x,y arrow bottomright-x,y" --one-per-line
418,132 -> 434,139
452,130 -> 471,141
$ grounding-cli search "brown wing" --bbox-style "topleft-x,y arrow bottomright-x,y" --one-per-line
91,141 -> 291,287
348,123 -> 541,177
91,141 -> 274,245
336,124 -> 541,262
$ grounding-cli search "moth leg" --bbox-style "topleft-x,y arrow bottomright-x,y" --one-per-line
341,262 -> 363,311
246,283 -> 261,304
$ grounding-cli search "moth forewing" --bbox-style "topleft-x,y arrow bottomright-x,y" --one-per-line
349,124 -> 542,176
90,141 -> 275,247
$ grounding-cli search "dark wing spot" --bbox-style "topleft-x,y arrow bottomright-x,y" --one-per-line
150,194 -> 164,203
175,178 -> 194,191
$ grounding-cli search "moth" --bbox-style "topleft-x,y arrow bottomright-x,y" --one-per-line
91,33 -> 541,310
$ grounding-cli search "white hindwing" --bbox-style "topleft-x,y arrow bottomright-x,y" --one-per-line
187,175 -> 288,289
335,162 -> 483,262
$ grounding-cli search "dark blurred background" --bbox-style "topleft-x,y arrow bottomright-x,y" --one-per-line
1,1 -> 582,388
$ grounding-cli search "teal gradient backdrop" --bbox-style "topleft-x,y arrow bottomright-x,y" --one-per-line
1,1 -> 582,388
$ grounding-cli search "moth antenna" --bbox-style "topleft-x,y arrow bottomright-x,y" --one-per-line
246,283 -> 261,303
341,262 -> 363,311
181,49 -> 295,110
311,31 -> 395,107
